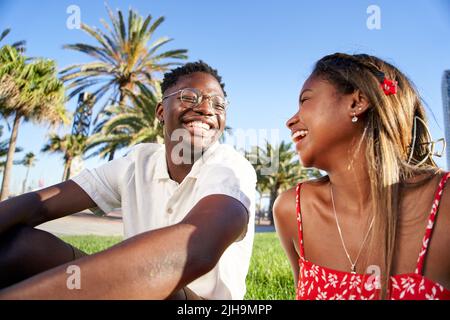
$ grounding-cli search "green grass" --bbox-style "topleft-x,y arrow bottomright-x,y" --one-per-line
244,233 -> 295,300
60,232 -> 295,300
60,235 -> 122,254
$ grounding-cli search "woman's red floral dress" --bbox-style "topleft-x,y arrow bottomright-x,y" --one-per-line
295,173 -> 450,300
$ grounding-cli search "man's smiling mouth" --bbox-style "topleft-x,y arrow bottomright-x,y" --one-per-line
184,121 -> 211,130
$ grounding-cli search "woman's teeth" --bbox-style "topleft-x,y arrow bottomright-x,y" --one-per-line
292,129 -> 308,141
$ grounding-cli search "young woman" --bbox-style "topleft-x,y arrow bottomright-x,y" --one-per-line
274,53 -> 450,300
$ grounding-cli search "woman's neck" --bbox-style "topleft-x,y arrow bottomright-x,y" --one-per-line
326,150 -> 372,218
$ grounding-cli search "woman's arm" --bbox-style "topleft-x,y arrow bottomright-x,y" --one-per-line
273,188 -> 300,286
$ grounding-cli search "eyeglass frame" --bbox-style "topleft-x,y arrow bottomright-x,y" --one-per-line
161,87 -> 229,114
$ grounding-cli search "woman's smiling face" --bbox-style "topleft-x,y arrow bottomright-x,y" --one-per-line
286,75 -> 360,170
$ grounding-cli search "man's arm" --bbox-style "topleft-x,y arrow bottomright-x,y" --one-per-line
0,194 -> 248,299
0,180 -> 97,234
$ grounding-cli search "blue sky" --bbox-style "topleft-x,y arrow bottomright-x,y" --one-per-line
1,0 -> 450,194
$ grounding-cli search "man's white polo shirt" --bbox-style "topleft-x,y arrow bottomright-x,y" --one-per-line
71,142 -> 257,299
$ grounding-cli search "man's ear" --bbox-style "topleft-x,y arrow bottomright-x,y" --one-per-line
348,90 -> 370,118
156,102 -> 164,123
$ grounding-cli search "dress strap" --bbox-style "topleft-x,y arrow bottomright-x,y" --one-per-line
296,183 -> 305,260
415,172 -> 450,275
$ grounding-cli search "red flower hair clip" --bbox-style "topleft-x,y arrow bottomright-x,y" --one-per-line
380,78 -> 397,95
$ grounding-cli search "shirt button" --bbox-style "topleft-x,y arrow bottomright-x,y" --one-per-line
167,208 -> 173,214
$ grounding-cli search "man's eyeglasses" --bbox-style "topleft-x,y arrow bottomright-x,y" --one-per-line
162,88 -> 229,114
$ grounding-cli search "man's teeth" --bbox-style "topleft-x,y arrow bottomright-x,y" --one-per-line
292,130 -> 308,140
186,121 -> 211,130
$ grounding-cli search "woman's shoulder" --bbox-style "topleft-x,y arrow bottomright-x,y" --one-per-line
274,176 -> 329,219
298,175 -> 330,201
401,169 -> 450,225
273,187 -> 296,218
272,189 -> 297,242
416,170 -> 450,281
401,169 -> 449,197
432,170 -> 450,218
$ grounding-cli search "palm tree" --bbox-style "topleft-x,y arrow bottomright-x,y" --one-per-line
60,5 -> 187,141
41,133 -> 87,181
0,28 -> 26,52
85,82 -> 163,159
248,141 -> 322,224
0,125 -> 22,170
61,6 -> 187,160
17,152 -> 36,193
0,45 -> 67,200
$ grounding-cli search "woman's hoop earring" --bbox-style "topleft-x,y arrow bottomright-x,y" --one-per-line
407,116 -> 446,166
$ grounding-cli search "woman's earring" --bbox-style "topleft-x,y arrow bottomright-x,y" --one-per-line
352,112 -> 358,123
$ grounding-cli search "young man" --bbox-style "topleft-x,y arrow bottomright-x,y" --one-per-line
0,61 -> 257,299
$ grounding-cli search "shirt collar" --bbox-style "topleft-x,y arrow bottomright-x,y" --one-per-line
153,147 -> 171,180
153,142 -> 220,181
187,141 -> 219,179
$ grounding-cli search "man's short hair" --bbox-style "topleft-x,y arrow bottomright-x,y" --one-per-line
161,60 -> 227,96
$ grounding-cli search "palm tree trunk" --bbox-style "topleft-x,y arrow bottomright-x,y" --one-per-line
268,184 -> 280,225
107,91 -> 126,162
0,112 -> 21,201
64,157 -> 73,181
257,191 -> 263,224
62,161 -> 69,182
108,150 -> 115,161
118,89 -> 126,108
22,165 -> 30,194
